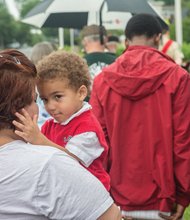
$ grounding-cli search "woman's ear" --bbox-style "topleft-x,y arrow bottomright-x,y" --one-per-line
78,85 -> 88,101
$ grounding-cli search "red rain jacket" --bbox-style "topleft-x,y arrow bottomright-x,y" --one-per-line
90,45 -> 190,212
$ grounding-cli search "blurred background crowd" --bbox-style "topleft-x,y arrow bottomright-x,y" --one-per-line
0,0 -> 190,72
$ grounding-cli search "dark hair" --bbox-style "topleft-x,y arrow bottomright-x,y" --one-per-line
107,35 -> 119,43
125,14 -> 162,40
0,49 -> 37,130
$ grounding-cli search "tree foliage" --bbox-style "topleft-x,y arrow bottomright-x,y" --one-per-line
154,0 -> 174,5
0,4 -> 16,48
0,1 -> 43,48
18,0 -> 59,46
18,0 -> 40,18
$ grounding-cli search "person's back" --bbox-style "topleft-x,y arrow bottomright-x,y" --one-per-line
0,141 -> 72,220
0,141 -> 112,220
90,14 -> 190,220
84,51 -> 116,79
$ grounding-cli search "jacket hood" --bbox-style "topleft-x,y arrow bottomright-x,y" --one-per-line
103,46 -> 177,100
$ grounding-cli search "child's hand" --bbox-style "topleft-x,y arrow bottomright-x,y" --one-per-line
13,108 -> 81,161
13,108 -> 42,144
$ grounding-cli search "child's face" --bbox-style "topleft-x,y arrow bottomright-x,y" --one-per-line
37,79 -> 86,123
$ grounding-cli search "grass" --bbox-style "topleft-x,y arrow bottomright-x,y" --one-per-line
184,206 -> 190,220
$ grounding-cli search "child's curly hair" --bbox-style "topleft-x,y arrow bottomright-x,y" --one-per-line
36,51 -> 91,94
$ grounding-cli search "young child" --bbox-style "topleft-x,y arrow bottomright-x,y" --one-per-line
13,51 -> 110,190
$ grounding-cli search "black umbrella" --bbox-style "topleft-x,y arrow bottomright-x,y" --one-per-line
23,0 -> 89,29
22,0 -> 167,30
103,0 -> 168,29
98,0 -> 168,43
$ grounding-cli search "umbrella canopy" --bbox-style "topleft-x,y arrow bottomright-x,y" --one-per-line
107,0 -> 158,13
22,0 -> 167,30
23,0 -> 103,29
104,0 -> 168,29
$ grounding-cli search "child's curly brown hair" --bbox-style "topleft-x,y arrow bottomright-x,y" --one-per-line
36,51 -> 91,94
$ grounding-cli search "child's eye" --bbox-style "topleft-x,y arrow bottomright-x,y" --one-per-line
54,95 -> 63,100
41,98 -> 48,104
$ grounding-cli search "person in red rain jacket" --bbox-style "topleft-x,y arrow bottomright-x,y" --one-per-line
90,14 -> 190,220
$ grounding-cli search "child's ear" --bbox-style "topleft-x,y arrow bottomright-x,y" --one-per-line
78,85 -> 88,101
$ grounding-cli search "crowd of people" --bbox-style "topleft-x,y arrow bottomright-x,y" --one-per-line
0,13 -> 190,220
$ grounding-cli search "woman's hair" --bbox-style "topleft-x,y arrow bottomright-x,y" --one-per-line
0,49 -> 37,130
30,41 -> 55,65
37,51 -> 91,94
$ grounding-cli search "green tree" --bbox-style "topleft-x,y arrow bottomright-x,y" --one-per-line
183,17 -> 190,43
16,0 -> 40,17
18,0 -> 60,46
169,17 -> 190,44
0,0 -> 44,48
0,4 -> 17,48
19,0 -> 44,46
154,0 -> 174,5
